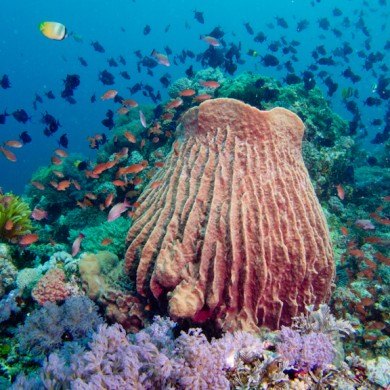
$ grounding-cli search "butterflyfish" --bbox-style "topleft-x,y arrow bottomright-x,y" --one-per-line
39,21 -> 67,40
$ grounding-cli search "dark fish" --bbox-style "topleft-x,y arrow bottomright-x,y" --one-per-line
142,56 -> 158,68
165,46 -> 172,55
268,41 -> 281,52
254,31 -> 266,43
283,62 -> 294,74
284,73 -> 301,85
262,54 -> 279,67
164,24 -> 171,33
134,50 -> 142,59
45,90 -> 55,99
78,57 -> 88,66
65,96 -> 77,105
208,26 -> 225,39
91,41 -> 105,53
143,25 -> 151,35
118,55 -> 126,65
90,93 -> 96,103
101,109 -> 114,129
107,57 -> 118,67
58,133 -> 69,148
113,94 -> 124,104
63,74 -> 80,90
342,67 -> 361,83
19,131 -> 32,144
34,94 -> 43,104
41,112 -> 57,125
105,109 -> 114,119
371,119 -> 382,126
275,17 -> 288,28
371,126 -> 389,144
318,18 -> 330,30
12,109 -> 30,124
186,50 -> 195,58
120,71 -> 131,80
98,70 -> 115,85
317,56 -> 336,65
302,70 -> 316,91
159,75 -> 170,88
101,117 -> 114,130
296,19 -> 309,32
0,74 -> 11,89
324,76 -> 338,97
0,110 -> 9,124
185,65 -> 194,78
194,10 -> 204,24
244,22 -> 254,35
364,97 -> 382,107
129,83 -> 143,94
77,160 -> 88,170
333,8 -> 343,16
332,28 -> 342,38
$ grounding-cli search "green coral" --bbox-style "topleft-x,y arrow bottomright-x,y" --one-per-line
69,216 -> 131,257
0,193 -> 33,242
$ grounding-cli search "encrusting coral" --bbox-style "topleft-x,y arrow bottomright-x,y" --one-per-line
125,98 -> 335,332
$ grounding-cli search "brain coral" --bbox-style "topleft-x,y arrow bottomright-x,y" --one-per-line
124,98 -> 334,332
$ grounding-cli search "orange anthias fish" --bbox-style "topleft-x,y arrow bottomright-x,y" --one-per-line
166,99 -> 183,109
122,99 -> 138,108
199,80 -> 220,89
71,233 -> 85,256
101,238 -> 113,245
118,161 -> 148,176
336,184 -> 345,200
151,49 -> 170,66
30,181 -> 45,190
101,89 -> 118,100
54,148 -> 68,158
4,140 -> 23,148
193,94 -> 212,102
124,131 -> 136,143
5,220 -> 13,230
179,89 -> 196,97
117,107 -> 129,115
51,156 -> 63,165
200,35 -> 220,46
57,180 -> 71,191
93,161 -> 116,175
0,146 -> 17,162
19,233 -> 39,246
31,208 -> 48,221
105,192 -> 115,208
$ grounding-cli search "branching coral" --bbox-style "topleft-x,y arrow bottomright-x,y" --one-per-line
0,193 -> 33,242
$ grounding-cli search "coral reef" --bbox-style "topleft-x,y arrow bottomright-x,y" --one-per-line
31,268 -> 72,305
11,311 -> 383,390
125,98 -> 334,332
16,296 -> 102,361
0,193 -> 33,242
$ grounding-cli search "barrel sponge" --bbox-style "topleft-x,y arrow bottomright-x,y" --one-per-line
124,98 -> 335,332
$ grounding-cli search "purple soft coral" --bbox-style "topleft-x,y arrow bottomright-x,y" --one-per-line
277,327 -> 335,369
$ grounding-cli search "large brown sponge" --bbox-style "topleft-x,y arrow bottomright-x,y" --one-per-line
125,98 -> 334,331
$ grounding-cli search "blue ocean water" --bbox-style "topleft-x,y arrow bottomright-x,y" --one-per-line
0,0 -> 388,193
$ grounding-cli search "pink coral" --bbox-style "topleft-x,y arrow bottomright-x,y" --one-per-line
124,98 -> 335,332
32,268 -> 71,305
